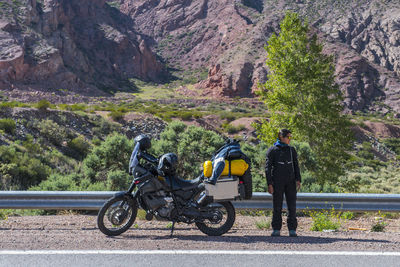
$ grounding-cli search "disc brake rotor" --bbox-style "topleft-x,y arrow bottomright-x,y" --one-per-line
108,207 -> 128,226
209,209 -> 223,224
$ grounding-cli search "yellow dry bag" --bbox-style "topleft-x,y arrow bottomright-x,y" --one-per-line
203,159 -> 248,178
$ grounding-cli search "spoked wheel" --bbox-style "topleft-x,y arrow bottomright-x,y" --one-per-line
97,195 -> 138,236
195,201 -> 235,236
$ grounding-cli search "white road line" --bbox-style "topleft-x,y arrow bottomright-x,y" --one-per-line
0,250 -> 400,256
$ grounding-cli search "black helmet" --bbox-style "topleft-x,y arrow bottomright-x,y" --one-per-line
134,134 -> 151,150
158,153 -> 178,175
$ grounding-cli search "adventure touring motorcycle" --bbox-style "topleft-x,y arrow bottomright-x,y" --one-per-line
97,135 -> 252,237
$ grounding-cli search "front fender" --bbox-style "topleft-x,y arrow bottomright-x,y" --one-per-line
113,191 -> 136,204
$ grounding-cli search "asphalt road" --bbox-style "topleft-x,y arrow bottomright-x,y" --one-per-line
1,250 -> 400,267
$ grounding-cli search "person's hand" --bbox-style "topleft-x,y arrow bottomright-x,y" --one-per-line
268,184 -> 274,194
296,181 -> 301,191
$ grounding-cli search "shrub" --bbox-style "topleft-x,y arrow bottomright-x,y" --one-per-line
106,170 -> 130,190
231,107 -> 248,113
0,210 -> 8,221
371,211 -> 387,232
22,134 -> 41,154
78,178 -> 107,191
178,111 -> 193,121
371,221 -> 387,232
92,138 -> 102,146
0,145 -> 51,190
308,208 -> 341,231
29,173 -> 79,191
357,150 -> 374,160
219,112 -> 236,122
109,110 -> 125,121
223,124 -> 245,134
255,218 -> 271,230
36,119 -> 67,146
0,118 -> 16,134
382,138 -> 400,155
69,104 -> 88,112
58,103 -> 88,111
67,136 -> 91,159
151,121 -> 224,178
91,117 -> 119,138
381,212 -> 400,219
341,211 -> 355,220
36,99 -> 51,111
342,165 -> 400,194
0,101 -> 28,109
83,134 -> 133,182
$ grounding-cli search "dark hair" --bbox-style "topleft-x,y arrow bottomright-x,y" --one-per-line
278,129 -> 291,139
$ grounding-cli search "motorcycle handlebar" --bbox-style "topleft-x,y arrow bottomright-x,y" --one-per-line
139,151 -> 158,164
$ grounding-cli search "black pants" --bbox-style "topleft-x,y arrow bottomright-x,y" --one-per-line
271,180 -> 297,231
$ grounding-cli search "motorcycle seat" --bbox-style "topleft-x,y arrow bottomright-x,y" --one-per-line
168,176 -> 202,191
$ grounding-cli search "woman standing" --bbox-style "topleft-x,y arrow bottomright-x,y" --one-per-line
265,129 -> 301,237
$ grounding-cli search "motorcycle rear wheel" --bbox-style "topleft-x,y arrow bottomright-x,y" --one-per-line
97,195 -> 138,236
195,201 -> 235,236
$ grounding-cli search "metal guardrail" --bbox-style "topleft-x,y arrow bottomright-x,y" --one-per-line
1,191 -> 400,212
0,191 -> 113,210
235,192 -> 400,212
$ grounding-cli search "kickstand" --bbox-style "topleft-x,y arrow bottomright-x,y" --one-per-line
169,221 -> 176,238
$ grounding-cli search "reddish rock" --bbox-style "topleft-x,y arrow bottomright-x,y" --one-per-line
0,0 -> 166,95
121,0 -> 400,115
1,0 -> 400,117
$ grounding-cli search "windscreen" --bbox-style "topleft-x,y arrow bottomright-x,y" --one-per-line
129,142 -> 140,174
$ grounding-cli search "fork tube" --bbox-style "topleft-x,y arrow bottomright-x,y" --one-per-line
127,180 -> 137,194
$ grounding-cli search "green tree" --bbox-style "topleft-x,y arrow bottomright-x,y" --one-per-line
241,142 -> 269,192
256,11 -> 353,184
151,121 -> 224,178
83,133 -> 133,183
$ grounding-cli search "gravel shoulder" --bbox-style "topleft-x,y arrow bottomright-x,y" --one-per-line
1,214 -> 400,251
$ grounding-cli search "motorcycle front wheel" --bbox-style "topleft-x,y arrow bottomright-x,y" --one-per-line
97,195 -> 138,236
195,201 -> 235,236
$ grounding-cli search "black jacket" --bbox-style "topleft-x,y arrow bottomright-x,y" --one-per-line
265,145 -> 301,186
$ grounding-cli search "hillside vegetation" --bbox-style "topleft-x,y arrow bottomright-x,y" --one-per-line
1,3 -> 399,195
1,99 -> 399,194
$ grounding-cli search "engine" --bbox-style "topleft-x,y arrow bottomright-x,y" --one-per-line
155,197 -> 174,218
142,190 -> 175,219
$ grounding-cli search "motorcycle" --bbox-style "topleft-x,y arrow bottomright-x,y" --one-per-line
97,135 -> 251,237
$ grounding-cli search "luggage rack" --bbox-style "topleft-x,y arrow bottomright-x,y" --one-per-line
204,176 -> 239,201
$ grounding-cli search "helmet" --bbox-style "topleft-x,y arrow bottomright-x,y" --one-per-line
158,153 -> 178,175
134,134 -> 151,150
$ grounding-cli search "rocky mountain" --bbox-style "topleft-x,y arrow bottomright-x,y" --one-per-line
0,0 -> 166,96
120,0 -> 400,115
1,0 -> 400,116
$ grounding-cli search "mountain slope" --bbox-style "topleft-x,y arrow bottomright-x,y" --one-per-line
1,0 -> 399,117
0,0 -> 166,95
120,0 -> 400,115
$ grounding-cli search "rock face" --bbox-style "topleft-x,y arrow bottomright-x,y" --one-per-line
1,0 -> 400,116
120,0 -> 400,114
120,0 -> 260,97
0,0 -> 166,95
311,2 -> 400,115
